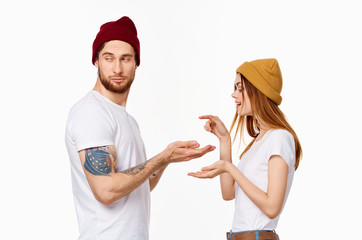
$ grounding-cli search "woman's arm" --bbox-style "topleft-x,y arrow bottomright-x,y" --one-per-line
227,155 -> 288,218
218,138 -> 235,200
198,115 -> 235,200
189,155 -> 289,219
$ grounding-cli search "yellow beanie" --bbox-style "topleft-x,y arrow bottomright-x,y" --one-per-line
236,58 -> 283,105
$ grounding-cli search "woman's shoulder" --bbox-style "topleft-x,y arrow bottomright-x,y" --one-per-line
268,129 -> 294,143
265,129 -> 296,168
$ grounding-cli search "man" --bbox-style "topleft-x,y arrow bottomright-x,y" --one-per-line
65,16 -> 215,240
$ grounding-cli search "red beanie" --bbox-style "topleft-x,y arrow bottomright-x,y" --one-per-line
92,16 -> 140,66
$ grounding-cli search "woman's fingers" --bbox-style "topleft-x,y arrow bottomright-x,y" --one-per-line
187,169 -> 218,179
188,162 -> 219,178
200,115 -> 218,125
187,171 -> 205,178
200,115 -> 229,139
201,165 -> 215,171
199,115 -> 222,123
199,115 -> 213,120
200,115 -> 224,129
204,120 -> 212,132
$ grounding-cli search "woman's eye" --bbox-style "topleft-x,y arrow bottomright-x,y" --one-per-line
235,82 -> 243,92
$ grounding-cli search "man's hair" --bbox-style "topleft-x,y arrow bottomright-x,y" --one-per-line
95,41 -> 109,62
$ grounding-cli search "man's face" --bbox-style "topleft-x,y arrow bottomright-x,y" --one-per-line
95,40 -> 138,94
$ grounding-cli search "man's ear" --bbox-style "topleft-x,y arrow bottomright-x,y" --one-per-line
95,59 -> 99,68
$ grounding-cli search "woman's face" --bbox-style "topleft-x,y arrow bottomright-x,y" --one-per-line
231,74 -> 252,116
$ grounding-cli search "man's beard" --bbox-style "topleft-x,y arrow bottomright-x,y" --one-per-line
98,69 -> 135,94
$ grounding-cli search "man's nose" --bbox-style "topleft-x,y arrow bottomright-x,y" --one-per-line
113,61 -> 123,74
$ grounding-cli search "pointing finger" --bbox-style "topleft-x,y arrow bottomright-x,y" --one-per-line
199,115 -> 213,120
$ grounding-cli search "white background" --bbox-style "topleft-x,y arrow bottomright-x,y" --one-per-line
1,0 -> 361,239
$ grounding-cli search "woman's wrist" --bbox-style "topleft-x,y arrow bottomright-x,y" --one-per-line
220,160 -> 233,173
219,137 -> 232,164
219,135 -> 231,144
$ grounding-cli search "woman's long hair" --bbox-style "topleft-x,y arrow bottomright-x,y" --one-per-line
230,73 -> 302,170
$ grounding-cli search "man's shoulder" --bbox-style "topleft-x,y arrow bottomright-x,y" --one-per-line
70,91 -> 103,113
67,91 -> 111,122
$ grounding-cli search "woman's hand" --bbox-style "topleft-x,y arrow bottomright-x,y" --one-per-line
188,160 -> 230,179
199,115 -> 229,141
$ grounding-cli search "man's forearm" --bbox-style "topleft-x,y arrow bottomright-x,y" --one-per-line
149,164 -> 168,191
97,153 -> 167,205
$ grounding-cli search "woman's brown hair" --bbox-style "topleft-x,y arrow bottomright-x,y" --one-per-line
230,73 -> 302,170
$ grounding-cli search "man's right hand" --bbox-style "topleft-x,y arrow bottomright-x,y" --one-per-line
160,141 -> 215,164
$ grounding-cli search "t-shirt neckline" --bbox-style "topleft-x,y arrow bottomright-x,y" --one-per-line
255,129 -> 273,143
91,90 -> 126,111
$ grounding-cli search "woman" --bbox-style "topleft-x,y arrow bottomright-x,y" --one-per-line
188,58 -> 302,240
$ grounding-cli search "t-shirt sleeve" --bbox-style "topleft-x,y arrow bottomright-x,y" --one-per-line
266,130 -> 296,169
69,101 -> 115,151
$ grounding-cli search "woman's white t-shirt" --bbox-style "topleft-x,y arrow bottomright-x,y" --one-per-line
232,129 -> 296,231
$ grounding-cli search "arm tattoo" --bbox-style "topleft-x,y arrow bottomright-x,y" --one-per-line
121,161 -> 148,175
84,147 -> 112,176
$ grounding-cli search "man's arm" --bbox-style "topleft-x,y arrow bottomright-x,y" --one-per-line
79,141 -> 215,205
148,139 -> 216,191
149,164 -> 168,191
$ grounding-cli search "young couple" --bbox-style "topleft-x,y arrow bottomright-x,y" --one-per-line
65,16 -> 302,240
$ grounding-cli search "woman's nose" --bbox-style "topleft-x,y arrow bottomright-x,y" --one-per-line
231,91 -> 236,98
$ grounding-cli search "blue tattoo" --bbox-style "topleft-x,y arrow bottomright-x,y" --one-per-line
84,147 -> 112,176
121,161 -> 148,175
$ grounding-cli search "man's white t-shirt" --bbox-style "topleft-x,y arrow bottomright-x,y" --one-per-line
65,90 -> 150,240
232,129 -> 295,231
